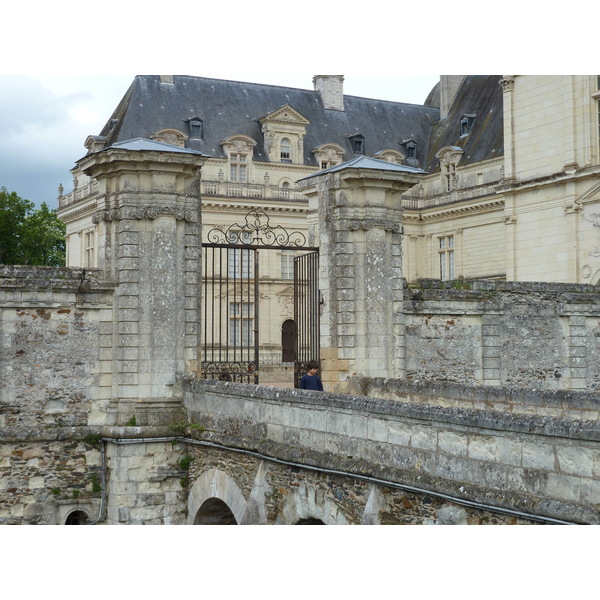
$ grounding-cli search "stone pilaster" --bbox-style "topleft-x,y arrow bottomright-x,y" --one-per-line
79,144 -> 206,425
481,313 -> 502,385
299,163 -> 422,391
568,315 -> 588,389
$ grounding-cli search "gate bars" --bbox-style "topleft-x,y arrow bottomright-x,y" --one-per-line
293,251 -> 320,388
200,210 -> 318,385
202,244 -> 259,384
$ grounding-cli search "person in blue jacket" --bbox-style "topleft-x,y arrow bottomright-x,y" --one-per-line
299,360 -> 324,391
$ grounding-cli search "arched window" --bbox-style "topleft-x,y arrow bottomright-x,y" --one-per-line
280,138 -> 292,162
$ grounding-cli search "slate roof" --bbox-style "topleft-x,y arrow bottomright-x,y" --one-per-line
98,75 -> 504,175
424,75 -> 504,170
99,75 -> 440,171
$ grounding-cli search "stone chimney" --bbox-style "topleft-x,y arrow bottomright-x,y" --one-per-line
313,75 -> 345,111
440,75 -> 466,119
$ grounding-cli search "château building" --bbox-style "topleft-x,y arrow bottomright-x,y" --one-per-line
3,75 -> 600,525
56,74 -> 600,382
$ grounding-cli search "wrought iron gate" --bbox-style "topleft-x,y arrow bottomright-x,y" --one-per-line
293,251 -> 320,387
200,210 -> 318,385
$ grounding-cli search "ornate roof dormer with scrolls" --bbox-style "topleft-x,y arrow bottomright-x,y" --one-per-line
258,104 -> 310,164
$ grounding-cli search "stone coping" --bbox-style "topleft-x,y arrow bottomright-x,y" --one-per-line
352,376 -> 600,412
183,378 -> 600,442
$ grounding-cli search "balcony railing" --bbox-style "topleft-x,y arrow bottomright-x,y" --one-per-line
58,181 -> 100,208
58,179 -> 308,209
201,181 -> 307,202
401,182 -> 500,210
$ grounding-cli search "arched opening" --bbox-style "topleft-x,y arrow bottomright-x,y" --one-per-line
194,498 -> 238,525
296,518 -> 325,525
282,319 -> 295,363
65,510 -> 89,525
280,138 -> 292,162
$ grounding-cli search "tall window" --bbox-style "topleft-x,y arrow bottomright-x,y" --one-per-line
230,154 -> 247,182
230,302 -> 254,346
84,230 -> 95,267
281,250 -> 295,279
443,163 -> 456,192
439,235 -> 455,280
228,247 -> 253,278
280,138 -> 292,162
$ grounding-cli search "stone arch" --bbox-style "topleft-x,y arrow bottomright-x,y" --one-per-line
187,468 -> 247,525
274,481 -> 350,525
64,509 -> 89,525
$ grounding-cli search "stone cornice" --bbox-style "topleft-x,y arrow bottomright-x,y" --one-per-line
403,198 -> 505,223
58,201 -> 98,223
497,166 -> 600,195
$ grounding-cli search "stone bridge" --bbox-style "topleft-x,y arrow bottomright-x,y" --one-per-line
95,378 -> 600,525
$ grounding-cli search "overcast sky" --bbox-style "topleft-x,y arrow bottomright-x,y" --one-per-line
3,0 -> 595,214
0,73 -> 440,209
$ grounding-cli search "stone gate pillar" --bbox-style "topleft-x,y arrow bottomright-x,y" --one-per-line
78,140 -> 206,425
299,158 -> 424,392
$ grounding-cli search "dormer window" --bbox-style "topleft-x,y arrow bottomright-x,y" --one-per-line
349,134 -> 365,154
313,143 -> 345,171
221,135 -> 257,183
400,139 -> 418,164
375,149 -> 405,164
151,129 -> 187,147
435,146 -> 464,193
280,138 -> 292,162
258,104 -> 310,164
186,117 -> 203,139
460,114 -> 476,136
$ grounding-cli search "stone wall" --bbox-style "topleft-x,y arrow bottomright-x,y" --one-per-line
404,279 -> 600,390
0,433 -> 103,524
0,266 -> 114,524
184,378 -> 600,524
347,377 -> 600,422
0,266 -> 114,427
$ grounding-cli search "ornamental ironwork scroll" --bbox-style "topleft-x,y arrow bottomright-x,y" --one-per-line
206,209 -> 307,248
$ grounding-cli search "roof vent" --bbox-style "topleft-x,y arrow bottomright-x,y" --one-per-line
160,75 -> 174,84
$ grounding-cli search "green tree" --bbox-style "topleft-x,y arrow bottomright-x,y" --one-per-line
0,187 -> 66,266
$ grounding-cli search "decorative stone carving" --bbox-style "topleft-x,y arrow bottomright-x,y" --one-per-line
348,219 -> 402,233
93,206 -> 196,223
500,76 -> 515,92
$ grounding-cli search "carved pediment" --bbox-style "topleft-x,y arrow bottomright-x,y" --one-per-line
276,284 -> 294,297
435,146 -> 464,165
259,104 -> 310,126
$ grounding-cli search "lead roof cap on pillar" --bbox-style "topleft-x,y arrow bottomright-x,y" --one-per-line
110,137 -> 209,156
297,155 -> 427,182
